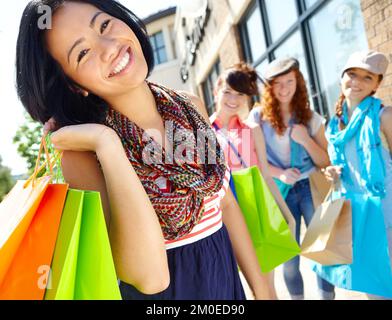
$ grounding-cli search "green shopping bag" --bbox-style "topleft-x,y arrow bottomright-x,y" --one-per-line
45,189 -> 121,300
232,166 -> 300,273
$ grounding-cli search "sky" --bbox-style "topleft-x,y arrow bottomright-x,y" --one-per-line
0,0 -> 178,175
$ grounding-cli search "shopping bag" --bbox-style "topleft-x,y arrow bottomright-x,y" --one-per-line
0,135 -> 59,289
301,192 -> 352,266
232,166 -> 300,273
0,184 -> 68,299
0,177 -> 50,286
45,189 -> 121,300
312,193 -> 392,298
309,170 -> 332,209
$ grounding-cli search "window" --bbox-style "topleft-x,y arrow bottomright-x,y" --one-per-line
243,4 -> 266,64
305,0 -> 320,9
265,0 -> 298,42
150,31 -> 168,65
202,60 -> 222,116
239,0 -> 368,118
309,0 -> 368,116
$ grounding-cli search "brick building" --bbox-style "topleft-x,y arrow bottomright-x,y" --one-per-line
175,0 -> 392,117
361,0 -> 392,106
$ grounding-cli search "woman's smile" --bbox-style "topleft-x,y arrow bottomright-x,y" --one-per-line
109,46 -> 134,78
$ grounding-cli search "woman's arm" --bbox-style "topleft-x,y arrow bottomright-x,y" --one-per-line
250,124 -> 296,235
291,124 -> 330,169
221,189 -> 275,299
381,107 -> 392,153
52,125 -> 170,295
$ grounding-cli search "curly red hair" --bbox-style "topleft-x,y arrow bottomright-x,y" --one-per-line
260,68 -> 312,135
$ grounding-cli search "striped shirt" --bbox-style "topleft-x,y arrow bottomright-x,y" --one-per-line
153,168 -> 231,250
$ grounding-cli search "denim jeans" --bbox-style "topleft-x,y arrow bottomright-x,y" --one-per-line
283,178 -> 335,299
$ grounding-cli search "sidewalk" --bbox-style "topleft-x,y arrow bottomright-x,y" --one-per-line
241,218 -> 368,300
241,260 -> 368,300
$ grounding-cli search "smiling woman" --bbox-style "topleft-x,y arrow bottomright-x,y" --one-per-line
15,0 -> 273,300
17,0 -> 154,127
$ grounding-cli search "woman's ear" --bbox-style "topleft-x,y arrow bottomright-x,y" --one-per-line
69,85 -> 89,97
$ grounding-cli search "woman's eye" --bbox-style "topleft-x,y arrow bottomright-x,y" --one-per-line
77,49 -> 89,63
100,19 -> 111,33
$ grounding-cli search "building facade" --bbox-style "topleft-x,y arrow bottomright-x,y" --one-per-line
175,0 -> 392,118
143,7 -> 191,91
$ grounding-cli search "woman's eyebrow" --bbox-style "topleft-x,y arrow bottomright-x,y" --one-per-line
90,11 -> 104,28
67,11 -> 105,64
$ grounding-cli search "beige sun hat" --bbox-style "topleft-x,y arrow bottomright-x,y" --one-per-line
342,50 -> 389,78
262,57 -> 300,83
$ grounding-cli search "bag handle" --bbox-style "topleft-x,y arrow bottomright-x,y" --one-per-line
23,135 -> 62,188
324,179 -> 343,202
213,123 -> 248,168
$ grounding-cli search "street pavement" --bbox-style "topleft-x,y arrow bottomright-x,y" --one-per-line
240,218 -> 369,300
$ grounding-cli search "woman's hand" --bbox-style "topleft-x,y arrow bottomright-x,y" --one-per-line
291,124 -> 311,146
322,166 -> 342,184
279,168 -> 301,185
50,123 -> 119,153
253,283 -> 277,300
43,117 -> 58,135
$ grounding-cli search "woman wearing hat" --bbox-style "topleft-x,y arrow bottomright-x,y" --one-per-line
318,50 -> 392,298
248,57 -> 335,300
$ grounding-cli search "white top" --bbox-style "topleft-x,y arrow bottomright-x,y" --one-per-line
248,107 -> 325,180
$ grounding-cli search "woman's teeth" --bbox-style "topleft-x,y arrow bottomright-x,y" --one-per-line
112,52 -> 130,75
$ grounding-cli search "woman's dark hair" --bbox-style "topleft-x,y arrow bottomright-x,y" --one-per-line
215,62 -> 259,96
16,0 -> 155,127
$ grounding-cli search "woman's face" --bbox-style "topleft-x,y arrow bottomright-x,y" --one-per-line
272,71 -> 297,105
341,68 -> 380,104
45,2 -> 148,99
215,83 -> 249,117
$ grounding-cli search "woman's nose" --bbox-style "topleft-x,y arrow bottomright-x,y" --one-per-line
98,37 -> 119,63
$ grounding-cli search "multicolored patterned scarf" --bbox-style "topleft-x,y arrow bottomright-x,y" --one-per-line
105,82 -> 227,240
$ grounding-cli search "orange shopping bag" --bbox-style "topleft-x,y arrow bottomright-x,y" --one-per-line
0,136 -> 67,299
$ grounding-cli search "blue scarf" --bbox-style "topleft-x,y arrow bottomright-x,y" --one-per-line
326,96 -> 386,198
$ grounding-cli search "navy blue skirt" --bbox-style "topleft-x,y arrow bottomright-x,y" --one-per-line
119,225 -> 246,300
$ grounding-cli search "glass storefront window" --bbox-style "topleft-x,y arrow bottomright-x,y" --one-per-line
309,0 -> 368,116
265,0 -> 298,42
305,0 -> 319,9
255,59 -> 269,78
245,6 -> 267,62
